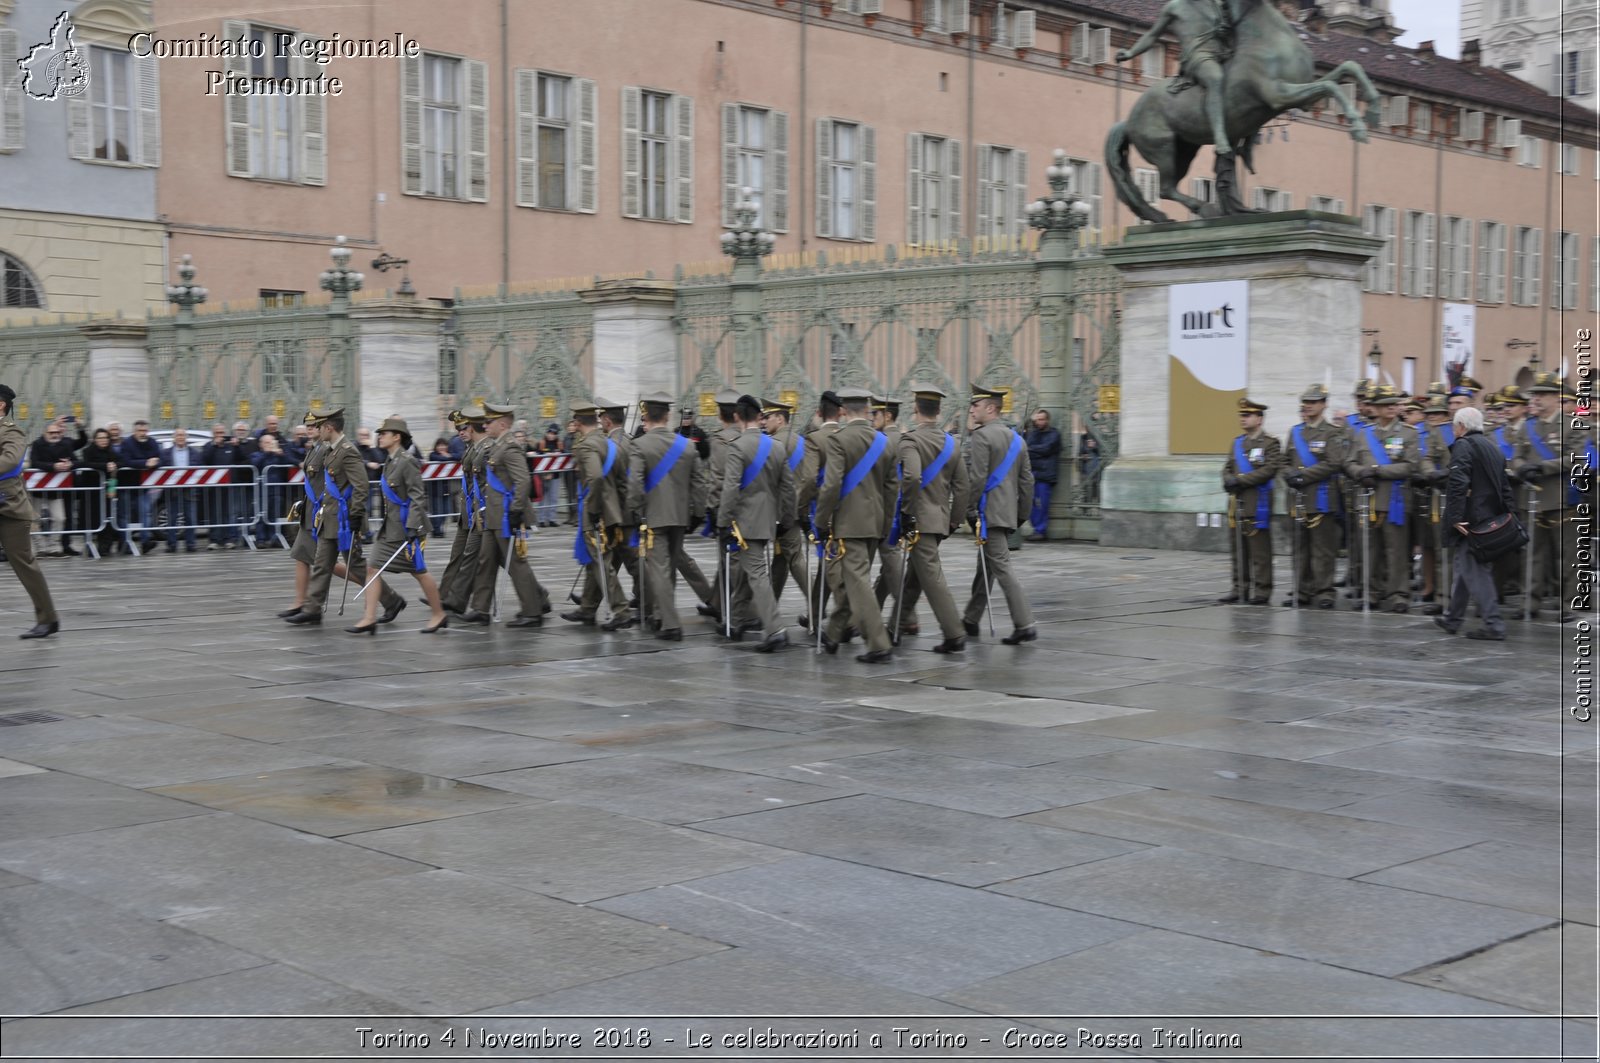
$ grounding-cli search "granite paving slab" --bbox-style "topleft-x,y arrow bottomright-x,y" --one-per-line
127,699 -> 429,743
990,848 -> 1555,977
642,735 -> 907,772
1138,718 -> 1396,760
151,765 -> 542,837
1356,840 -> 1597,924
1058,682 -> 1351,723
1016,790 -> 1473,878
0,883 -> 265,1016
0,813 -> 428,920
855,690 -> 1154,728
0,756 -> 46,779
699,794 -> 1147,886
0,713 -> 183,755
1310,737 -> 1572,792
0,772 -> 208,845
282,723 -> 609,778
1329,781 -> 1578,852
348,803 -> 787,903
1403,924 -> 1597,1016
468,755 -> 851,824
171,869 -> 726,1014
1301,705 -> 1567,755
0,868 -> 31,888
816,716 -> 1136,767
5,731 -> 347,789
594,856 -> 1141,996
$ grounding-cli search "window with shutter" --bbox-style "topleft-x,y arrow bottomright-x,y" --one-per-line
770,110 -> 789,233
1362,205 -> 1396,293
1459,110 -> 1484,142
722,104 -> 782,230
1511,225 -> 1542,305
1385,95 -> 1409,127
846,0 -> 883,13
466,60 -> 488,202
816,118 -> 836,239
945,137 -> 961,241
1412,102 -> 1431,135
0,29 -> 21,152
1477,221 -> 1505,303
673,93 -> 694,223
622,86 -> 642,219
860,125 -> 877,241
906,132 -> 925,245
977,144 -> 1020,239
1495,116 -> 1521,148
1441,216 -> 1472,301
515,70 -> 539,207
401,53 -> 423,195
576,78 -> 597,214
1192,177 -> 1215,203
1136,168 -> 1160,206
244,26 -> 292,180
1140,42 -> 1165,79
1554,231 -> 1579,309
1308,195 -> 1345,214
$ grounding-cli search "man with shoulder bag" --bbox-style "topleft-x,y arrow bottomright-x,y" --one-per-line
1436,406 -> 1522,641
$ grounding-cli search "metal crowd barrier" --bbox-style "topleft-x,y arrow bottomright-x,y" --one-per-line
21,470 -> 112,559
111,465 -> 261,556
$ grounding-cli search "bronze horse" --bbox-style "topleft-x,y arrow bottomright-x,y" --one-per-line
1106,0 -> 1380,222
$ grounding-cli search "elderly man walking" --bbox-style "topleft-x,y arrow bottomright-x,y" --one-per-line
1436,407 -> 1517,641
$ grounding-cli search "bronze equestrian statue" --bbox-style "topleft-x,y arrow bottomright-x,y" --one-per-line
1107,0 -> 1380,222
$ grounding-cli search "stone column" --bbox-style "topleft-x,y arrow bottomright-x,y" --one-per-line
581,279 -> 679,405
79,320 -> 151,429
1034,224 -> 1077,540
1099,212 -> 1380,550
348,298 -> 451,436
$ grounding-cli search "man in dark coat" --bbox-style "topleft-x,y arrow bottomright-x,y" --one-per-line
1437,406 -> 1516,641
1024,408 -> 1061,541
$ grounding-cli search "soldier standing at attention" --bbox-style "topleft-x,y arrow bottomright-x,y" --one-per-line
797,390 -> 843,631
565,402 -> 633,630
1489,386 -> 1530,609
438,407 -> 490,614
284,409 -> 372,626
896,384 -> 971,652
962,385 -> 1037,644
347,417 -> 448,635
699,389 -> 744,626
464,402 -> 547,627
870,396 -> 910,634
1416,396 -> 1455,613
1281,385 -> 1347,609
762,398 -> 810,608
720,393 -> 793,652
628,393 -> 697,641
816,387 -> 898,662
1343,384 -> 1422,613
1220,398 -> 1281,604
1513,372 -> 1584,623
599,399 -> 642,606
0,384 -> 60,638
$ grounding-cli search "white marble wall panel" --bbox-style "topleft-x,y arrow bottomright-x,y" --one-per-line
88,342 -> 152,431
592,304 -> 677,407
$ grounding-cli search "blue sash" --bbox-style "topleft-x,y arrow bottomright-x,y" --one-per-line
1232,437 -> 1272,530
1527,427 -> 1556,462
0,461 -> 21,484
888,461 -> 904,545
977,431 -> 1024,540
740,434 -> 774,492
379,471 -> 426,573
300,461 -> 322,540
644,433 -> 689,494
921,432 -> 956,489
1439,424 -> 1455,448
324,469 -> 354,552
1573,440 -> 1596,505
840,431 -> 887,499
1347,414 -> 1367,429
574,439 -> 617,563
486,466 -> 515,538
460,454 -> 479,531
1288,425 -> 1331,513
1493,427 -> 1515,461
1361,427 -> 1407,526
787,434 -> 806,472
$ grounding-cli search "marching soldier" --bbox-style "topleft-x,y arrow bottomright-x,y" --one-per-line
870,395 -> 910,634
1416,396 -> 1455,613
816,387 -> 898,662
278,410 -> 326,618
284,409 -> 376,626
1281,384 -> 1347,609
438,407 -> 490,614
721,393 -> 793,651
1340,379 -> 1375,597
796,390 -> 843,630
763,398 -> 810,607
347,417 -> 448,635
599,399 -> 642,605
670,405 -> 718,615
1220,398 -> 1281,604
0,383 -> 60,638
628,393 -> 698,641
961,384 -> 1037,644
464,401 -> 547,627
565,402 -> 633,630
1342,384 -> 1421,613
1512,372 -> 1583,623
896,384 -> 971,652
699,389 -> 744,625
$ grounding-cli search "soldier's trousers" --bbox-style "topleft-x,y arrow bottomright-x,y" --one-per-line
872,540 -> 905,615
640,526 -> 684,632
673,531 -> 713,605
769,524 -> 808,602
0,515 -> 57,624
1289,510 -> 1339,605
963,528 -> 1035,630
1530,510 -> 1572,612
302,535 -> 367,617
1228,522 -> 1273,599
1341,486 -> 1361,591
901,533 -> 963,640
439,518 -> 483,611
580,544 -> 632,621
469,531 -> 547,618
825,538 -> 891,653
1365,517 -> 1411,607
729,539 -> 782,637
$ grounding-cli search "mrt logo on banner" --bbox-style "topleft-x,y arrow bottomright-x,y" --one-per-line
1168,279 -> 1249,454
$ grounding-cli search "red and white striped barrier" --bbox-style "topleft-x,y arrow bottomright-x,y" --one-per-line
530,453 -> 574,474
421,462 -> 462,480
138,467 -> 235,487
22,471 -> 74,490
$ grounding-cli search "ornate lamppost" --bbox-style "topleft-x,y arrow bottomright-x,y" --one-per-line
165,253 -> 208,322
719,191 -> 777,265
720,190 -> 774,392
319,234 -> 365,311
1026,149 -> 1094,257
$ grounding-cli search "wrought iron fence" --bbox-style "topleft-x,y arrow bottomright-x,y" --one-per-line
443,287 -> 597,428
0,322 -> 91,437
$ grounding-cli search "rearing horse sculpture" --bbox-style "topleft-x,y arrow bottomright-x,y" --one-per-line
1106,0 -> 1380,223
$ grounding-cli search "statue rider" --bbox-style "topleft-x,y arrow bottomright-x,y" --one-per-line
1117,0 -> 1236,157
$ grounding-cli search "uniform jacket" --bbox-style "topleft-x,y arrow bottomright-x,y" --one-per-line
769,423 -> 803,526
899,421 -> 970,533
481,431 -> 532,532
721,426 -> 792,541
965,420 -> 1034,532
797,420 -> 839,522
1490,418 -> 1529,508
607,425 -> 638,525
1513,413 -> 1581,487
297,442 -> 327,527
628,425 -> 696,529
378,451 -> 429,539
573,429 -> 622,527
1282,418 -> 1347,513
0,419 -> 35,522
314,435 -> 368,537
1223,430 -> 1282,520
1443,430 -> 1516,544
704,421 -> 742,517
1342,417 -> 1421,517
817,418 -> 898,539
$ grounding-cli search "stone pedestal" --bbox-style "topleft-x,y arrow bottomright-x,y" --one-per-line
582,280 -> 678,407
1100,211 -> 1380,551
349,299 -> 451,438
79,320 -> 151,431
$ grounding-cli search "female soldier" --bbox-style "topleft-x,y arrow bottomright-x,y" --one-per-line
348,417 -> 448,634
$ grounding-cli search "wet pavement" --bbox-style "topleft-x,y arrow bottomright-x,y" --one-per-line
0,532 -> 1594,1061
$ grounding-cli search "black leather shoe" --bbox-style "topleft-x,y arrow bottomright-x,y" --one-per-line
19,621 -> 58,640
1246,596 -> 1270,605
797,614 -> 810,630
962,619 -> 980,638
568,592 -> 583,605
1389,602 -> 1410,615
561,610 -> 596,625
507,614 -> 543,628
380,599 -> 407,624
1316,600 -> 1334,610
420,618 -> 449,634
1421,603 -> 1444,616
932,636 -> 966,654
601,615 -> 638,631
657,628 -> 683,642
755,630 -> 789,653
1217,594 -> 1241,604
1432,617 -> 1460,635
898,622 -> 921,636
61,545 -> 80,556
696,604 -> 720,619
856,649 -> 894,664
276,606 -> 304,618
345,622 -> 378,635
283,611 -> 322,625
459,609 -> 491,624
1001,626 -> 1038,645
819,633 -> 839,655
1465,628 -> 1506,641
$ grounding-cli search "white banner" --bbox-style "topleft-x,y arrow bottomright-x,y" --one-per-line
1441,302 -> 1475,378
1169,280 -> 1249,392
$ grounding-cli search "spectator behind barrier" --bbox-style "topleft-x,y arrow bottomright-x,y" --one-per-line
30,416 -> 87,556
425,437 -> 456,537
201,424 -> 245,549
532,423 -> 565,527
251,432 -> 296,547
76,427 -> 122,555
159,429 -> 201,552
118,420 -> 163,550
1024,408 -> 1061,542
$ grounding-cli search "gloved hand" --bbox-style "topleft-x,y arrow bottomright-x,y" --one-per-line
901,512 -> 918,535
1223,474 -> 1241,493
509,509 -> 526,529
1430,468 -> 1448,485
1520,465 -> 1542,483
1359,470 -> 1377,488
1285,472 -> 1307,489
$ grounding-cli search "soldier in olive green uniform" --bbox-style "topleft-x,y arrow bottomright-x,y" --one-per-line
628,393 -> 697,641
279,411 -> 326,617
700,389 -> 744,625
816,387 -> 899,661
286,409 -> 371,624
1281,384 -> 1348,609
0,384 -> 59,638
1220,398 -> 1281,604
896,384 -> 971,652
1342,384 -> 1422,612
869,396 -> 910,632
1340,380 -> 1375,597
565,403 -> 633,630
796,391 -> 843,630
763,399 -> 810,608
1488,386 -> 1530,608
1512,372 -> 1586,622
962,384 -> 1037,643
599,400 -> 642,605
348,417 -> 448,635
1415,397 -> 1455,613
466,402 -> 547,627
721,393 -> 794,651
439,408 -> 490,613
